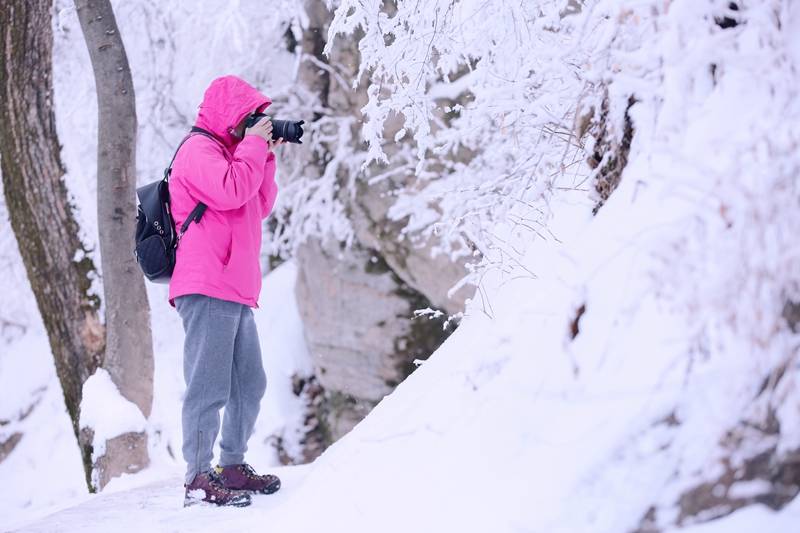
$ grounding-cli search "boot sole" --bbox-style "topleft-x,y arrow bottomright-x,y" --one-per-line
184,495 -> 252,508
252,478 -> 281,495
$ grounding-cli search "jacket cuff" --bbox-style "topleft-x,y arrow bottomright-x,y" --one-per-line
241,134 -> 269,150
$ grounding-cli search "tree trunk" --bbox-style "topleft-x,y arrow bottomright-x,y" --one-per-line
0,0 -> 104,491
74,0 -> 153,489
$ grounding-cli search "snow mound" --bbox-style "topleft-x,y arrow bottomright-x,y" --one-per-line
80,369 -> 147,458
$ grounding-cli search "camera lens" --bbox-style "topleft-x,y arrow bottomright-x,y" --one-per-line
271,120 -> 305,144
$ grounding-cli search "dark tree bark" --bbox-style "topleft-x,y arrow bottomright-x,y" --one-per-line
74,0 -> 153,489
0,0 -> 104,491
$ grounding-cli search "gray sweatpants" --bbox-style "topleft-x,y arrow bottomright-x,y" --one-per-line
175,294 -> 267,484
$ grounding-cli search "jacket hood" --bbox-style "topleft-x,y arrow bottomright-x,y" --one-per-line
194,75 -> 272,147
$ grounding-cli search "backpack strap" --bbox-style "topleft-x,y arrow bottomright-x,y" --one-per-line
178,202 -> 207,239
163,127 -> 222,181
163,134 -> 191,181
166,127 -> 224,239
190,126 -> 220,139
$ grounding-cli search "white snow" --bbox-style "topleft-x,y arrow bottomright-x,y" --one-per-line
4,1 -> 800,532
726,479 -> 773,500
0,334 -> 87,530
80,369 -> 147,456
0,187 -> 746,531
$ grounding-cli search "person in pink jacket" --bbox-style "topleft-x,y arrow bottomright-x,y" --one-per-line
168,75 -> 283,507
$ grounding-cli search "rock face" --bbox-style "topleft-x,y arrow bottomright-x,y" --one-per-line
350,176 -> 474,316
283,0 -> 473,460
295,237 -> 452,442
586,94 -> 636,215
78,428 -> 149,491
635,411 -> 800,532
291,179 -> 471,455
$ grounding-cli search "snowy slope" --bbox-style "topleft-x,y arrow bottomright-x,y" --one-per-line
6,170 -> 762,532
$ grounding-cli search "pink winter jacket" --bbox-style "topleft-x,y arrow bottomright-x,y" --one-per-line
168,75 -> 277,308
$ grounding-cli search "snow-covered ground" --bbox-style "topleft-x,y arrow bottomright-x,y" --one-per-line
12,172 -> 800,532
1,261 -> 310,532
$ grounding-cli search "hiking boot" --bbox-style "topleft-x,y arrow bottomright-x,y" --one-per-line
215,463 -> 281,495
183,470 -> 252,507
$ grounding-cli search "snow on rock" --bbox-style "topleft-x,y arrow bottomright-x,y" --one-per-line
80,369 -> 147,460
666,495 -> 800,533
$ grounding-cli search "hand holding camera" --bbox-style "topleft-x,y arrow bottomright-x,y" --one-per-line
245,117 -> 274,143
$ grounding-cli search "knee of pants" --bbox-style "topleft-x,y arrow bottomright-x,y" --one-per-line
184,376 -> 231,410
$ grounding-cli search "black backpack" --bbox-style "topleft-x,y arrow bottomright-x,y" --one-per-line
134,127 -> 215,283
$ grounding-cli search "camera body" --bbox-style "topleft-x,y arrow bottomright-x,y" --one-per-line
245,113 -> 305,144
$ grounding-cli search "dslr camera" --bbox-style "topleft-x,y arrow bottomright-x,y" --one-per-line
245,113 -> 305,144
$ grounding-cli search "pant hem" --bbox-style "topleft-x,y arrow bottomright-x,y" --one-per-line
219,454 -> 245,467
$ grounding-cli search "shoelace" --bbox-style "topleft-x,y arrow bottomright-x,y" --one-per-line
207,470 -> 238,496
240,463 -> 262,480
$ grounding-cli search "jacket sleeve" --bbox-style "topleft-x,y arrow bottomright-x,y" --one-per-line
258,152 -> 278,219
179,134 -> 269,211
